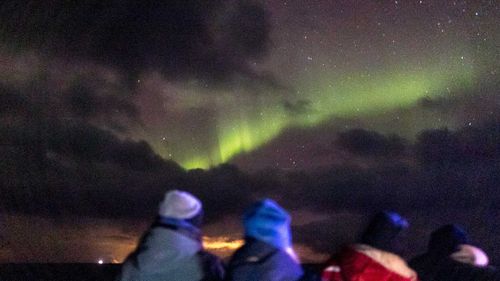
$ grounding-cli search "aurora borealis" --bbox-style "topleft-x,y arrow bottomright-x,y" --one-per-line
0,0 -> 499,265
167,60 -> 478,169
128,0 -> 496,170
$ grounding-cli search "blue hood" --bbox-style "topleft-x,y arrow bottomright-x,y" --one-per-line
243,199 -> 292,250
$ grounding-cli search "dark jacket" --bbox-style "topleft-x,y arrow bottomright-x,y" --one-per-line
410,254 -> 499,281
224,238 -> 303,281
410,225 -> 500,281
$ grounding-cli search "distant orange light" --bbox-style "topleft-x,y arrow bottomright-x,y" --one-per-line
202,236 -> 244,252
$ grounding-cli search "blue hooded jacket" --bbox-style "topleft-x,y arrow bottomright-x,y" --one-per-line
225,199 -> 304,281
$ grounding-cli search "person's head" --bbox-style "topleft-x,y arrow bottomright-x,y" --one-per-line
428,224 -> 468,256
243,199 -> 292,251
360,211 -> 409,254
158,190 -> 203,228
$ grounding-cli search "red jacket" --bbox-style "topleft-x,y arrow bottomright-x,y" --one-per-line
322,244 -> 419,281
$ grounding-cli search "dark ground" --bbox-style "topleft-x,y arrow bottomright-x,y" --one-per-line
0,263 -> 324,281
0,264 -> 120,281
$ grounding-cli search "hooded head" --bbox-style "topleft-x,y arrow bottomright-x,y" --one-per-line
158,190 -> 203,228
243,199 -> 292,250
428,224 -> 468,256
360,211 -> 409,253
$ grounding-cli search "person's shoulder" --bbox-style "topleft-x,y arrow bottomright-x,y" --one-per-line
409,253 -> 427,264
229,239 -> 277,263
473,265 -> 500,281
436,259 -> 498,281
198,250 -> 224,264
408,253 -> 436,269
198,250 -> 225,281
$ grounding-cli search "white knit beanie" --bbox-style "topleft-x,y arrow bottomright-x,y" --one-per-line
158,190 -> 202,219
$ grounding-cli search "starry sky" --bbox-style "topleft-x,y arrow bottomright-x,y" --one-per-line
135,0 -> 497,170
0,0 -> 499,264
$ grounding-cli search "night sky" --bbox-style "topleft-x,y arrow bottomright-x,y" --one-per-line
0,0 -> 499,264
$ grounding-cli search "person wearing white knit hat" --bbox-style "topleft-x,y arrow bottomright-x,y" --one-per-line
159,190 -> 202,220
117,190 -> 224,281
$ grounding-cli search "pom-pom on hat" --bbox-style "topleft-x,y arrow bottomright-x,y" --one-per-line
158,190 -> 202,220
243,198 -> 292,250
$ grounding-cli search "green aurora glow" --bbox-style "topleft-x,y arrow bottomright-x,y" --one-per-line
172,60 -> 477,169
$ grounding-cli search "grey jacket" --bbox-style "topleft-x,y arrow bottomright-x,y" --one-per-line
117,225 -> 208,281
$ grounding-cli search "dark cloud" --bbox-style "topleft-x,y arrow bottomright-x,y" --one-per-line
292,214 -> 367,257
416,123 -> 500,167
416,128 -> 463,166
336,129 -> 408,157
0,119 -> 183,218
0,119 -> 255,222
276,123 -> 500,214
184,165 -> 255,221
214,2 -> 270,60
0,86 -> 27,116
418,96 -> 449,110
0,0 -> 275,87
65,78 -> 138,123
0,72 -> 139,133
415,90 -> 500,128
283,99 -> 314,116
47,124 -> 167,171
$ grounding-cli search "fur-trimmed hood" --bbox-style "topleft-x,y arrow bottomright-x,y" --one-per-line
353,244 -> 418,280
450,244 -> 489,267
323,244 -> 418,281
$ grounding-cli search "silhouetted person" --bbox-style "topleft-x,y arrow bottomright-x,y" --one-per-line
322,211 -> 418,281
117,190 -> 224,281
224,199 -> 305,281
410,224 -> 500,281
